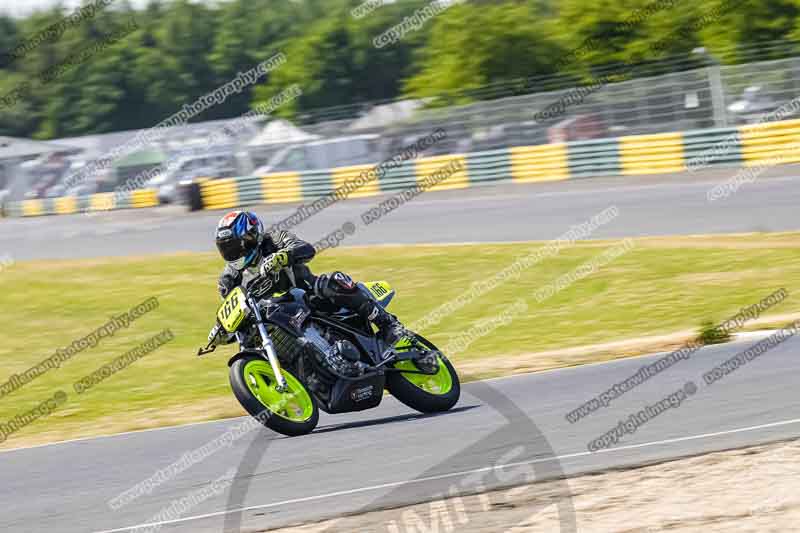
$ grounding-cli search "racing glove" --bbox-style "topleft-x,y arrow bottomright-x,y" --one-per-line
259,251 -> 289,276
208,324 -> 234,346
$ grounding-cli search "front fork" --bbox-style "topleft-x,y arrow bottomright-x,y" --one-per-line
247,295 -> 289,392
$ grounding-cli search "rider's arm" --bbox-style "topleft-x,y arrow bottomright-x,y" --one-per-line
218,264 -> 242,297
269,230 -> 316,265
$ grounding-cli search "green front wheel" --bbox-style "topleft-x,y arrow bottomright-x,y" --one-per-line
229,355 -> 319,436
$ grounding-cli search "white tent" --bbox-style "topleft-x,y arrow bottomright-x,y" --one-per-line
347,100 -> 423,131
248,119 -> 320,147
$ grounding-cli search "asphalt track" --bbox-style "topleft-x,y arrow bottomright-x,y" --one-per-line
3,169 -> 799,531
1,332 -> 799,532
3,166 -> 800,261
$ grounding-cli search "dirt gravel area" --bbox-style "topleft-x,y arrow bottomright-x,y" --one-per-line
267,439 -> 800,532
459,316 -> 800,381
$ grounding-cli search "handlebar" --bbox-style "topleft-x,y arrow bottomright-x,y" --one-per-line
196,271 -> 282,357
197,341 -> 217,356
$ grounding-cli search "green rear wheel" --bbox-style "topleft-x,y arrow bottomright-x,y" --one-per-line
387,334 -> 460,413
229,355 -> 319,436
393,356 -> 454,395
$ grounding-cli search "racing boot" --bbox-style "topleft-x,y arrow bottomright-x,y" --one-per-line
359,302 -> 409,351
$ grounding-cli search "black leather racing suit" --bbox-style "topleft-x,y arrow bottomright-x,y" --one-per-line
217,230 -> 380,321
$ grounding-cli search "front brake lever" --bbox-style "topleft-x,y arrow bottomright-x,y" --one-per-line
197,343 -> 217,356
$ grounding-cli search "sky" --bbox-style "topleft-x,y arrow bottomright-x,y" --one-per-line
0,0 -> 152,17
0,0 -> 400,18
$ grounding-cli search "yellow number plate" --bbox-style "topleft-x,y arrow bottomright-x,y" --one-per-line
217,287 -> 249,332
366,280 -> 393,301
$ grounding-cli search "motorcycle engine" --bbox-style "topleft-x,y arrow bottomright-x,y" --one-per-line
322,339 -> 363,377
304,325 -> 364,381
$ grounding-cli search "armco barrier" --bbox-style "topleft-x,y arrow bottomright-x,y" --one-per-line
3,188 -> 159,217
619,132 -> 685,175
566,137 -> 621,178
7,118 -> 800,217
739,118 -> 800,165
510,143 -> 569,183
683,126 -> 742,169
191,119 -> 789,211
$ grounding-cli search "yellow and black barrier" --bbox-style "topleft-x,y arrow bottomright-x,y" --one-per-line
3,188 -> 159,217
9,118 -> 800,217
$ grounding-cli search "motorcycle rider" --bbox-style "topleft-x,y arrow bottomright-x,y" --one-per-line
207,210 -> 407,349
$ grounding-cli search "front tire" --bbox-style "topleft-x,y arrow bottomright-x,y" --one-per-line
387,334 -> 460,413
229,355 -> 319,436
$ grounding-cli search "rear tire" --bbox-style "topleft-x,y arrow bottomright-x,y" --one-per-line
229,355 -> 319,436
387,335 -> 460,413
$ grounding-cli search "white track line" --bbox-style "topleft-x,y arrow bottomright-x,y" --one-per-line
92,416 -> 800,533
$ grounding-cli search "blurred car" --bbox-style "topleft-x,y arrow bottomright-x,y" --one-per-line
23,153 -> 70,199
44,157 -> 91,198
25,173 -> 60,199
728,86 -> 783,125
146,153 -> 239,204
548,113 -> 609,143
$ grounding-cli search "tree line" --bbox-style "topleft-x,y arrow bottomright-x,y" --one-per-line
0,0 -> 796,140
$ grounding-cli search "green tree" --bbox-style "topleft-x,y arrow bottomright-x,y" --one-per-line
404,2 -> 562,101
252,0 -> 428,116
0,0 -> 796,139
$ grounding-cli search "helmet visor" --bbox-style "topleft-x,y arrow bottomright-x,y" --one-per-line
228,249 -> 258,271
216,237 -> 245,263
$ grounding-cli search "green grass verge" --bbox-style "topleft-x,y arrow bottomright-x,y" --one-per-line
1,232 -> 799,448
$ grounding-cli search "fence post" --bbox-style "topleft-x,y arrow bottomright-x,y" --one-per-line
708,65 -> 728,128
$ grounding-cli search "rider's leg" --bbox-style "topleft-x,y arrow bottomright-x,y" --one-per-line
311,272 -> 407,346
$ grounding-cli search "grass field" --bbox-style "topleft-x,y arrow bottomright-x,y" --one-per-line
1,232 -> 799,448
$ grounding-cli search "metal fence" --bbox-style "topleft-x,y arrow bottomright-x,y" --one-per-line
295,55 -> 800,153
6,53 -> 800,207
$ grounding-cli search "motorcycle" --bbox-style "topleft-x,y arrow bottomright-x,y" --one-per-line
197,272 -> 460,436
